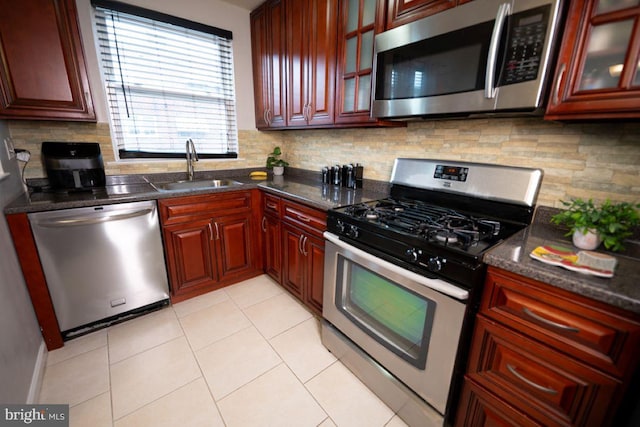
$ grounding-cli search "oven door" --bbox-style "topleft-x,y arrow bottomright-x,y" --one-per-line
322,232 -> 467,415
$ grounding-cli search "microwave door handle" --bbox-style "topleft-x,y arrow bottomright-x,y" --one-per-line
485,3 -> 511,99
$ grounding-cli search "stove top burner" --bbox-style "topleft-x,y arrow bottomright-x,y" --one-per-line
340,198 -> 504,252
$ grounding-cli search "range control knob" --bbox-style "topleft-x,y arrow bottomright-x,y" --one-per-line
406,248 -> 422,263
428,256 -> 446,272
346,225 -> 359,239
336,220 -> 346,233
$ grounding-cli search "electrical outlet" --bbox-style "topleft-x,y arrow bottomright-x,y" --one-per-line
16,150 -> 31,162
4,137 -> 15,159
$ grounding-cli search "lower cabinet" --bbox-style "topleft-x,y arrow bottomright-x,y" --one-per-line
457,379 -> 544,427
159,190 -> 262,302
282,223 -> 325,315
262,193 -> 283,283
262,193 -> 326,316
163,218 -> 217,293
455,266 -> 640,427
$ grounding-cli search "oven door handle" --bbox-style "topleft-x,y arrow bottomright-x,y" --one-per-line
324,232 -> 469,301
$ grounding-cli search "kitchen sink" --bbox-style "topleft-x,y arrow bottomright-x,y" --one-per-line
150,179 -> 244,192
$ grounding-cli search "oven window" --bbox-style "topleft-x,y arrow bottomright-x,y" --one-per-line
336,258 -> 435,369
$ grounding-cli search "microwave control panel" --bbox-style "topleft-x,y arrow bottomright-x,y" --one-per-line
501,5 -> 550,85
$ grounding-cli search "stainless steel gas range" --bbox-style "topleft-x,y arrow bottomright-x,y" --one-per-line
321,158 -> 543,426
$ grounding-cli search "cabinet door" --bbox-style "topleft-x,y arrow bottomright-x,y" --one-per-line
250,0 -> 287,129
263,214 -> 283,283
286,0 -> 338,127
545,0 -> 640,119
215,213 -> 255,282
303,232 -> 325,316
282,223 -> 305,299
286,0 -> 310,127
386,0 -> 456,29
0,0 -> 95,120
163,219 -> 217,297
250,4 -> 270,129
306,0 -> 338,126
335,0 -> 382,124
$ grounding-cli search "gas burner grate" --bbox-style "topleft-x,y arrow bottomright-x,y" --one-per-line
341,198 -> 503,251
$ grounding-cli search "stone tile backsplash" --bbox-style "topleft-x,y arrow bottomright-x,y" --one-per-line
7,117 -> 640,208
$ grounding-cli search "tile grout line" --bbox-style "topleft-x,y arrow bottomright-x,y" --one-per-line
171,298 -> 229,426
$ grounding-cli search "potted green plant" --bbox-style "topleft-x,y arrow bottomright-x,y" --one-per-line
551,198 -> 640,252
266,146 -> 289,176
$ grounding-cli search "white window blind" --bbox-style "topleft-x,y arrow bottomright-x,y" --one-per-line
93,0 -> 238,159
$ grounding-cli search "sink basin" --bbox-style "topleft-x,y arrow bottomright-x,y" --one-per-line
150,179 -> 243,192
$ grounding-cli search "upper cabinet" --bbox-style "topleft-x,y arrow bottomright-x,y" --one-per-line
251,0 -> 406,129
545,0 -> 640,120
0,0 -> 96,121
386,0 -> 472,30
286,0 -> 338,127
251,0 -> 287,129
251,0 -> 338,129
334,0 -> 402,126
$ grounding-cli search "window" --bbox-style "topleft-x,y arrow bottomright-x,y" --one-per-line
93,0 -> 238,159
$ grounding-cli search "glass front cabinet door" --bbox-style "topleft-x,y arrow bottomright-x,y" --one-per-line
334,0 -> 403,127
545,0 -> 640,119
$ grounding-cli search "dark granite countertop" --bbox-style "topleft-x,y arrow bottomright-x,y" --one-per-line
3,168 -> 389,214
484,206 -> 640,314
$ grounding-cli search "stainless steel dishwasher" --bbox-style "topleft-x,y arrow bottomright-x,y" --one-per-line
28,200 -> 170,339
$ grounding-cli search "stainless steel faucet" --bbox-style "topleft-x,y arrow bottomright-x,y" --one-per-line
186,138 -> 198,181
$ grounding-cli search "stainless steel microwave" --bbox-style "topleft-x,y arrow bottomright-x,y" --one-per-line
372,0 -> 565,119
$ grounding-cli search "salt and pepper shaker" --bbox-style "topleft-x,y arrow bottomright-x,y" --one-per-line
331,165 -> 341,186
321,163 -> 363,189
321,166 -> 330,184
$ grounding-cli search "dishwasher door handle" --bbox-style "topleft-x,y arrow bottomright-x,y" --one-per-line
35,208 -> 153,227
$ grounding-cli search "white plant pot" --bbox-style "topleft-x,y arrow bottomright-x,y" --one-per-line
572,228 -> 602,250
273,166 -> 285,176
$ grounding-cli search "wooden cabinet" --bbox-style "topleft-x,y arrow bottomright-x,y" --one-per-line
282,223 -> 325,315
6,213 -> 64,350
545,0 -> 640,120
159,191 -> 262,302
386,0 -> 457,29
286,0 -> 338,127
456,267 -> 640,427
251,0 -> 405,129
163,219 -> 217,294
262,193 -> 283,282
281,199 -> 326,315
334,0 -> 402,127
0,0 -> 95,121
262,193 -> 327,316
250,0 -> 287,129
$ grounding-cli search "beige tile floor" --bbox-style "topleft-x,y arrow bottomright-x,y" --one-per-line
38,275 -> 408,427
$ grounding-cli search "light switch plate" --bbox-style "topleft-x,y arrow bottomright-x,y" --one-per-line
4,137 -> 15,159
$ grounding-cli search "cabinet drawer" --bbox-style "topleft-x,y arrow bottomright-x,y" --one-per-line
282,199 -> 326,235
482,268 -> 640,378
159,191 -> 252,225
455,378 -> 543,427
467,316 -> 620,427
263,193 -> 281,217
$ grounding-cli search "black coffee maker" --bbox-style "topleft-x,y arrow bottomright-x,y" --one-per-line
42,142 -> 106,191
